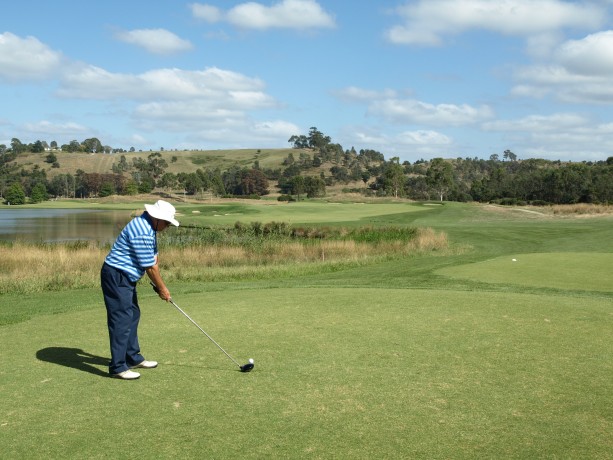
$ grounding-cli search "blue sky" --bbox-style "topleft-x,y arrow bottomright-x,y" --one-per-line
1,0 -> 612,163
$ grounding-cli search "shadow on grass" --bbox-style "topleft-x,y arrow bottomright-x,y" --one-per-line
36,347 -> 109,377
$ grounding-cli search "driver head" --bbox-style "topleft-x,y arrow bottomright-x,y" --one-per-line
240,363 -> 254,372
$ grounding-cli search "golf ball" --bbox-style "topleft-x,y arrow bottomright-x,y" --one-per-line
512,258 -> 517,262
249,358 -> 254,364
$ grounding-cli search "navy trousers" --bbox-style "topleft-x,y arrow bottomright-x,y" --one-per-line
101,263 -> 145,374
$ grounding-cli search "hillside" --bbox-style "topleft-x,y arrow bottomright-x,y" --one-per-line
13,148 -> 302,178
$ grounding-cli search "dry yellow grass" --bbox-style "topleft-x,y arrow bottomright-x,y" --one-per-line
550,203 -> 613,216
0,242 -> 106,293
0,227 -> 448,294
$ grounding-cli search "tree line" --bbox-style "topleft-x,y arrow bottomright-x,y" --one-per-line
1,127 -> 612,205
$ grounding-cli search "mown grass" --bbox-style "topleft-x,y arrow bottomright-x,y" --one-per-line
1,201 -> 612,459
2,287 -> 611,458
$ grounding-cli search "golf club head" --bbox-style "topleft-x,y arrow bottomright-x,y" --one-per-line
240,363 -> 254,372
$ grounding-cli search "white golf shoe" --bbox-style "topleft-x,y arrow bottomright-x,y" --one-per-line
130,360 -> 158,369
111,370 -> 141,380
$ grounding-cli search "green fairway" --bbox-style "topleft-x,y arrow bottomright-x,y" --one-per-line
437,252 -> 613,292
1,201 -> 612,459
177,201 -> 435,227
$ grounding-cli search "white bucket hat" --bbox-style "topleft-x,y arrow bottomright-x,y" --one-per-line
145,200 -> 180,227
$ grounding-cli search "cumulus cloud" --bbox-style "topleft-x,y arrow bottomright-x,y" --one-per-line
51,63 -> 286,145
114,28 -> 193,55
177,118 -> 300,148
385,0 -> 603,46
555,30 -> 613,76
191,0 -> 335,30
512,31 -> 613,104
22,120 -> 89,136
339,126 -> 454,159
483,113 -> 613,160
57,66 -> 272,103
368,98 -> 494,126
190,3 -> 223,23
483,113 -> 588,132
333,86 -> 399,102
397,130 -> 453,145
0,32 -> 63,81
335,87 -> 493,127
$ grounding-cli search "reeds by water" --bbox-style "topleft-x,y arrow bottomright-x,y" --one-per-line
0,224 -> 448,294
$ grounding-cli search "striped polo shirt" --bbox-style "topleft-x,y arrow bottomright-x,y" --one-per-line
104,213 -> 157,282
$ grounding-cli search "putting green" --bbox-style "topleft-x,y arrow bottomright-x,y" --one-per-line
436,252 -> 613,292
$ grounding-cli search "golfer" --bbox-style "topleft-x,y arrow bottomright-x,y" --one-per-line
101,200 -> 179,380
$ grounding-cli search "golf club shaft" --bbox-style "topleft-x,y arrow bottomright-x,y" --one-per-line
168,299 -> 241,368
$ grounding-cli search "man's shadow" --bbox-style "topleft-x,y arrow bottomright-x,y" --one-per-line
36,347 -> 110,377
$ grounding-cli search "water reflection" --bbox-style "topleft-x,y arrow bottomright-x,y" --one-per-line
0,209 -> 133,243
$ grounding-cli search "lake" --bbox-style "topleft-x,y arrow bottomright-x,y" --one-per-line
0,208 -> 133,243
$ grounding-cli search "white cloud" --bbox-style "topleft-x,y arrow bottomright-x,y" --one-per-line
555,30 -> 613,76
483,113 -> 613,160
115,28 -> 193,55
0,32 -> 63,81
333,86 -> 398,102
191,0 -> 335,30
339,126 -> 454,159
57,66 -> 271,103
51,62 -> 283,145
190,3 -> 222,23
483,113 -> 588,132
368,98 -> 494,126
23,120 -> 89,136
397,130 -> 452,145
513,31 -> 613,104
179,118 -> 300,148
386,0 -> 604,46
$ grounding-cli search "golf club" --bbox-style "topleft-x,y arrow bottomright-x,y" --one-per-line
151,283 -> 254,372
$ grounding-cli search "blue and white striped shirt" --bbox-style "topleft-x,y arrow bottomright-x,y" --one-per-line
104,213 -> 157,282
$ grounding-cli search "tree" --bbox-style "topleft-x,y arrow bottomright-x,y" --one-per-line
30,183 -> 49,203
308,127 -> 331,150
182,173 -> 204,196
11,138 -> 26,154
503,150 -> 517,162
82,138 -> 103,153
99,182 -> 116,197
112,155 -> 129,173
209,171 -> 226,196
304,176 -> 326,198
62,140 -> 82,152
383,157 -> 405,198
236,169 -> 269,196
45,152 -> 58,164
49,174 -> 75,198
146,152 -> 168,179
158,172 -> 178,191
283,152 -> 295,166
426,158 -> 454,201
125,180 -> 139,196
5,182 -> 26,204
31,140 -> 45,153
289,175 -> 305,200
330,165 -> 350,183
288,135 -> 308,149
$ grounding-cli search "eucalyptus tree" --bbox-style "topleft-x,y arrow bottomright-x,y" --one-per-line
426,158 -> 454,201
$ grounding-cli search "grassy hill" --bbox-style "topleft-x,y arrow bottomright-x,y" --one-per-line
13,148 -> 302,178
